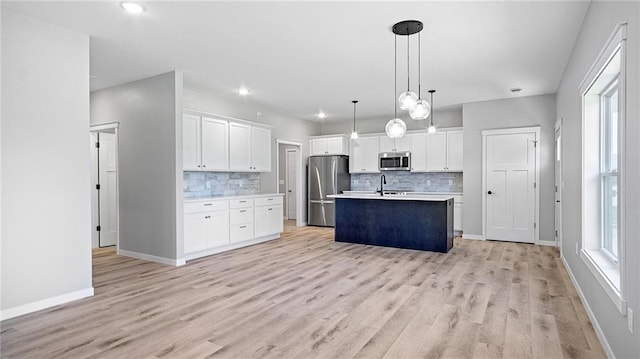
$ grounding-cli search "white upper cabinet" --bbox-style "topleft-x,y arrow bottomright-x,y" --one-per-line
229,122 -> 271,172
229,122 -> 252,171
310,135 -> 348,156
350,136 -> 379,173
201,117 -> 229,171
427,129 -> 463,172
446,130 -> 463,171
251,126 -> 271,172
379,136 -> 411,153
183,114 -> 201,171
408,132 -> 427,172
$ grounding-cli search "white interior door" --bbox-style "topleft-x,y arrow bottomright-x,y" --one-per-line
98,132 -> 117,247
555,125 -> 562,247
286,150 -> 297,219
485,131 -> 536,243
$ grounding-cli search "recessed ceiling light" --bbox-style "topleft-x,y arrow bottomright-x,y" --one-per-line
318,112 -> 326,119
238,88 -> 250,96
120,2 -> 146,14
510,88 -> 522,93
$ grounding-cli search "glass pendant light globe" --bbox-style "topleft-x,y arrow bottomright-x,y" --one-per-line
409,99 -> 431,120
350,131 -> 359,140
398,91 -> 418,111
385,118 -> 407,139
428,124 -> 437,134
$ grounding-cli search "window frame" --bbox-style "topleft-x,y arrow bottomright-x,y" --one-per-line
579,22 -> 627,314
599,77 -> 619,260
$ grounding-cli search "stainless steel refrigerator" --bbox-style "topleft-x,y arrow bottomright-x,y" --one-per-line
308,155 -> 350,227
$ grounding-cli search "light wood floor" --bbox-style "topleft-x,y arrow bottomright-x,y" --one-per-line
1,225 -> 605,358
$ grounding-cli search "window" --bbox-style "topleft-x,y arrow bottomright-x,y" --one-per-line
579,23 -> 626,313
601,78 -> 618,259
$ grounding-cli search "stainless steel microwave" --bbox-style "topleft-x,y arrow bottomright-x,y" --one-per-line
379,152 -> 411,171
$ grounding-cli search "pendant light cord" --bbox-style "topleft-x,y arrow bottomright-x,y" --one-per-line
394,35 -> 397,118
418,32 -> 421,100
406,32 -> 410,91
429,90 -> 435,127
352,100 -> 357,132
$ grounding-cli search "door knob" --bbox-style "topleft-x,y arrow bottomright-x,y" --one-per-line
556,200 -> 561,203
487,191 -> 493,195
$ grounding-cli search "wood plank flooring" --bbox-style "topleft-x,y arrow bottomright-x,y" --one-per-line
1,226 -> 605,358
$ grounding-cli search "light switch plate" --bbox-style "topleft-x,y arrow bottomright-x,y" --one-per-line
206,181 -> 211,189
628,308 -> 634,334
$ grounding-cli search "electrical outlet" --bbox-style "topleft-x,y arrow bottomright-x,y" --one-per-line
206,181 -> 211,189
448,179 -> 453,185
628,308 -> 634,334
575,243 -> 579,255
426,180 -> 431,186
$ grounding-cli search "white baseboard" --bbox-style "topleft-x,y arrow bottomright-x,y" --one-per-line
462,234 -> 485,240
0,287 -> 94,321
118,249 -> 184,267
185,233 -> 280,261
560,254 -> 615,359
537,239 -> 558,247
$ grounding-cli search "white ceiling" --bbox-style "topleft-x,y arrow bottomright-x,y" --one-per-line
3,1 -> 590,122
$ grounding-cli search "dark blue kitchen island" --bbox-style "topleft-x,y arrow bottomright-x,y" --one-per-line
331,194 -> 454,253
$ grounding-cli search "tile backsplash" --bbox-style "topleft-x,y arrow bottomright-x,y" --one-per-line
183,172 -> 260,199
351,172 -> 462,193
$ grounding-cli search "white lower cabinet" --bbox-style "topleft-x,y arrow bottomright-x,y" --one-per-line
452,194 -> 463,232
254,197 -> 284,238
184,199 -> 230,254
184,195 -> 284,260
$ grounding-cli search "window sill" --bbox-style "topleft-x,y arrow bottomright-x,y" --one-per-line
580,248 -> 626,314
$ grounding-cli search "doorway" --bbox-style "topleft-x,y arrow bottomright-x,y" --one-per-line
90,123 -> 119,248
276,139 -> 304,227
482,127 -> 540,244
555,119 -> 563,248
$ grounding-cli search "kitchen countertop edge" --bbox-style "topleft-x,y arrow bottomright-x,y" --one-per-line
184,193 -> 284,202
329,194 -> 454,202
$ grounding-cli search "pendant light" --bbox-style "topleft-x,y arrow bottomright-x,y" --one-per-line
386,34 -> 407,139
350,100 -> 359,139
410,31 -> 431,120
394,20 -> 422,111
427,89 -> 437,133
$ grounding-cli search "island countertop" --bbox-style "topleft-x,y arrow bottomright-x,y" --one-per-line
328,193 -> 453,202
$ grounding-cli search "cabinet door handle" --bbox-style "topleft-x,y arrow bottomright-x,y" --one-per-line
204,216 -> 210,219
197,165 -> 201,168
240,225 -> 247,229
239,210 -> 247,213
239,200 -> 247,203
203,203 -> 213,206
268,198 -> 273,201
268,208 -> 273,211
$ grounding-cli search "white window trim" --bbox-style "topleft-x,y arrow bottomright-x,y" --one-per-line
579,22 -> 627,314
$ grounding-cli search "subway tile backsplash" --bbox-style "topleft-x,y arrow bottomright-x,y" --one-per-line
351,172 -> 462,193
183,172 -> 260,199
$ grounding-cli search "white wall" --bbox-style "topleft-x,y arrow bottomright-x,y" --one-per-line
1,10 -> 93,319
556,2 -> 640,357
319,107 -> 463,135
91,72 -> 184,264
462,94 -> 556,241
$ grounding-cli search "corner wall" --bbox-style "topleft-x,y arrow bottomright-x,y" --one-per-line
556,2 -> 640,357
91,72 -> 183,264
1,10 -> 93,319
461,94 -> 557,241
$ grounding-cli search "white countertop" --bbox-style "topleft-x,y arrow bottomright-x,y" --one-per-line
344,190 -> 462,196
185,193 -> 284,203
328,193 -> 454,202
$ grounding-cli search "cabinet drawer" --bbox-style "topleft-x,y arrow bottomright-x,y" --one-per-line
230,208 -> 253,225
230,223 -> 254,243
254,196 -> 283,207
229,198 -> 253,209
184,200 -> 229,214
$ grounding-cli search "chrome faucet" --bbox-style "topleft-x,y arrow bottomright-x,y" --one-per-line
380,175 -> 386,196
